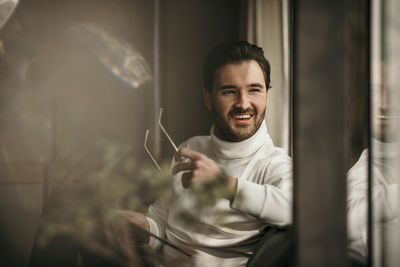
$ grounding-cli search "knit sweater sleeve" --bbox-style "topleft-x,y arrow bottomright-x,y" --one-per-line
230,152 -> 293,226
145,198 -> 170,250
346,150 -> 399,243
145,149 -> 186,250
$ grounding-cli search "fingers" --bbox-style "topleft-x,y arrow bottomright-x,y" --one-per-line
173,148 -> 221,189
174,147 -> 203,161
172,161 -> 194,175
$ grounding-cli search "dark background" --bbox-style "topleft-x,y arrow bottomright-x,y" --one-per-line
0,1 -> 241,266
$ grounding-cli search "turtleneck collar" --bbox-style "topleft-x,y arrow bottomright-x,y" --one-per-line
210,120 -> 273,159
372,138 -> 398,159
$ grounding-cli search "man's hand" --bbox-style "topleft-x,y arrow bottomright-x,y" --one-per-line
172,148 -> 238,201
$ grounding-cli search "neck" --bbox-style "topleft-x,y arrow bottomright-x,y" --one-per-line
210,120 -> 273,159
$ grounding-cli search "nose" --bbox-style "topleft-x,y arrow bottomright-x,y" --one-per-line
236,92 -> 250,109
380,86 -> 388,110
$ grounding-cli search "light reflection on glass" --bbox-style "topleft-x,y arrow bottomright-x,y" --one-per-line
0,0 -> 19,29
370,0 -> 400,266
71,23 -> 152,89
347,3 -> 400,265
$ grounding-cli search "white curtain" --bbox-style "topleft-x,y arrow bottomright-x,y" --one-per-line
243,0 -> 291,154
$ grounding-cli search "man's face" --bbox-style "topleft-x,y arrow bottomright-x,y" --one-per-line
372,86 -> 399,142
372,63 -> 399,143
204,60 -> 268,142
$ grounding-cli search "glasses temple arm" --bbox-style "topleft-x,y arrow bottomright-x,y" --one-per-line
144,130 -> 161,171
158,108 -> 178,152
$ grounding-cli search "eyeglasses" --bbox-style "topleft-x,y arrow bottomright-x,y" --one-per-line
143,108 -> 191,257
144,108 -> 179,170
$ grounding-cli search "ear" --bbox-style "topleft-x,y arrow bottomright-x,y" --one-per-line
203,88 -> 212,111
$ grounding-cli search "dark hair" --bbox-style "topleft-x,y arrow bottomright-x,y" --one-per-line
202,41 -> 272,92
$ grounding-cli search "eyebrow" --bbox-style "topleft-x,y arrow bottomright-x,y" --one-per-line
217,83 -> 265,90
249,83 -> 264,88
218,85 -> 236,90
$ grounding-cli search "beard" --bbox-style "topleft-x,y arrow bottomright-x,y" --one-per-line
212,105 -> 266,142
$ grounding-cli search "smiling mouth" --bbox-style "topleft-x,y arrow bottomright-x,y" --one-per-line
233,114 -> 252,120
231,114 -> 254,125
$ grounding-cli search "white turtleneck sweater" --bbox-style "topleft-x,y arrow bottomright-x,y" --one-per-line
146,121 -> 292,266
347,139 -> 399,254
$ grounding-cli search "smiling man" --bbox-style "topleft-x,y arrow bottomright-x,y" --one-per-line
28,41 -> 292,267
142,41 -> 293,266
206,59 -> 268,142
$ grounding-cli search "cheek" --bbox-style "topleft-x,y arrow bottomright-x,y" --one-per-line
252,98 -> 267,112
213,98 -> 232,114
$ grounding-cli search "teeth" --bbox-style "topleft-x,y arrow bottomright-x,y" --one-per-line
234,114 -> 251,119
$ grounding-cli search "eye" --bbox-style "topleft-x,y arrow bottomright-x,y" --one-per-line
249,88 -> 262,93
221,90 -> 236,95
